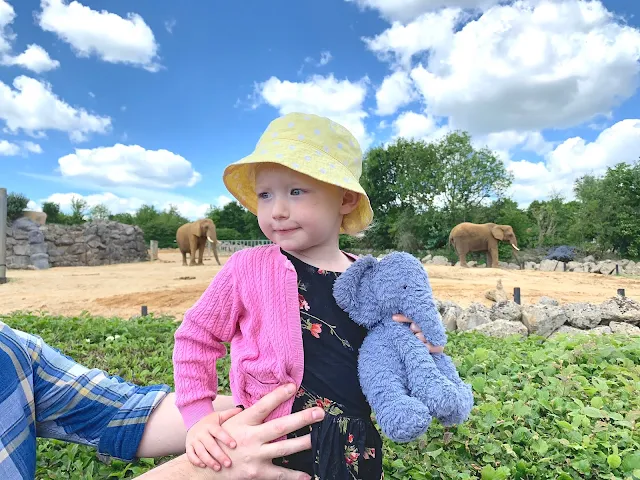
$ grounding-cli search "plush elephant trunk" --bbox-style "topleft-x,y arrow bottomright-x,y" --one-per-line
401,297 -> 447,347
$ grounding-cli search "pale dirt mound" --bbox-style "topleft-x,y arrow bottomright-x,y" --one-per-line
2,249 -> 639,321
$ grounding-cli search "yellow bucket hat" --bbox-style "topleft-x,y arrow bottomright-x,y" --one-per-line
223,112 -> 374,235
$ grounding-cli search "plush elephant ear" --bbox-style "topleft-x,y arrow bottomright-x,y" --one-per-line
491,226 -> 504,241
333,255 -> 380,328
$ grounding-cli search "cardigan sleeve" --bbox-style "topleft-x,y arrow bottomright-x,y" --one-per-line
172,253 -> 242,430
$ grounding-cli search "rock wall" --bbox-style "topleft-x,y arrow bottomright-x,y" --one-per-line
435,293 -> 640,339
418,254 -> 640,276
6,218 -> 149,269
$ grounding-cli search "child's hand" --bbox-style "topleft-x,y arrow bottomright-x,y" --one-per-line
186,409 -> 240,470
393,314 -> 445,354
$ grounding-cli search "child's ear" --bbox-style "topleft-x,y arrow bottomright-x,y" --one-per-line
333,255 -> 380,328
339,190 -> 360,215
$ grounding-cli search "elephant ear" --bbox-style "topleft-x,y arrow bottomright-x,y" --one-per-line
333,255 -> 380,329
491,226 -> 504,241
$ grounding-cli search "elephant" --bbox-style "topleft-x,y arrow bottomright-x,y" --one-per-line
449,222 -> 521,269
176,218 -> 221,267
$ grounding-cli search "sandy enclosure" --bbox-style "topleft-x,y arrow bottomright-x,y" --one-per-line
2,249 -> 639,321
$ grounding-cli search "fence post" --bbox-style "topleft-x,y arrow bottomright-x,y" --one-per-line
513,287 -> 521,305
0,188 -> 6,285
150,240 -> 158,261
617,288 -> 625,297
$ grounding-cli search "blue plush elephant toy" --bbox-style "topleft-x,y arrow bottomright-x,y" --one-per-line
333,252 -> 474,443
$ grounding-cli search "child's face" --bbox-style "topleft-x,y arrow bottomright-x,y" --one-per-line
254,163 -> 358,253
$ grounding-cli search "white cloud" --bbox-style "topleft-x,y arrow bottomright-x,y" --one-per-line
37,0 -> 161,72
57,143 -> 202,189
392,111 -> 437,140
164,19 -> 176,34
363,8 -> 461,68
368,0 -> 640,135
0,139 -> 19,155
318,51 -> 332,66
3,44 -> 60,73
23,141 -> 43,153
507,119 -> 640,205
346,0 -> 495,23
0,0 -> 59,73
375,70 -> 417,116
40,191 -> 229,221
254,74 -> 373,149
0,75 -> 111,140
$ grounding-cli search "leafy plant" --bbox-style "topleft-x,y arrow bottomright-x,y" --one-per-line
7,192 -> 30,223
2,312 -> 638,479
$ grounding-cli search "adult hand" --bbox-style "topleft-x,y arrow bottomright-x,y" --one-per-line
136,383 -> 325,480
393,314 -> 445,354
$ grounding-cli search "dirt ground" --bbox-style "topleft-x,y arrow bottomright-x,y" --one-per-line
2,249 -> 639,321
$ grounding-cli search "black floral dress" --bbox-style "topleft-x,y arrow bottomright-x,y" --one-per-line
273,250 -> 384,480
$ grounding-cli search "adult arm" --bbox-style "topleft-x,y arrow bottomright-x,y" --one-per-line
136,394 -> 237,458
136,384 -> 324,480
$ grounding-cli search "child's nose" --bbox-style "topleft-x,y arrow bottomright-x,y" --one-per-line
271,198 -> 289,219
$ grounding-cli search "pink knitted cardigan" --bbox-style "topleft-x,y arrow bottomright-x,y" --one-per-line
173,244 -> 305,430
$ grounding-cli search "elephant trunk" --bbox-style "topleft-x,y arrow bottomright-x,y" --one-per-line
510,244 -> 523,268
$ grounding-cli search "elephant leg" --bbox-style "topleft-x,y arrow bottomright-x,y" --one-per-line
486,250 -> 492,267
188,236 -> 197,266
490,245 -> 499,268
457,247 -> 469,267
197,240 -> 205,265
181,250 -> 187,266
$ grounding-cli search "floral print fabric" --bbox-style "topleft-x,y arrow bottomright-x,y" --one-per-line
273,250 -> 383,480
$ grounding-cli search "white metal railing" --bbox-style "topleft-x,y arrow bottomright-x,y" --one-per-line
208,239 -> 272,254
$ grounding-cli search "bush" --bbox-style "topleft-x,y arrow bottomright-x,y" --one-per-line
7,192 -> 30,223
216,227 -> 242,240
3,312 -> 639,479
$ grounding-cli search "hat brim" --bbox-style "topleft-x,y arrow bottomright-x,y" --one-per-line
223,145 -> 373,235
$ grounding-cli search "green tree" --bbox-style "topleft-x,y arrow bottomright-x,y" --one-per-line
6,192 -> 30,223
435,131 -> 513,224
89,203 -> 111,220
42,201 -> 62,224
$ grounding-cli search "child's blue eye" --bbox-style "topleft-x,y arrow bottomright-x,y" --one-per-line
291,189 -> 303,196
258,192 -> 271,199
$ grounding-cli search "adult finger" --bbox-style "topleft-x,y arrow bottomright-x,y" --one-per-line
259,464 -> 312,480
193,441 -> 221,471
255,406 -> 325,444
392,314 -> 411,323
239,383 -> 298,425
415,332 -> 427,343
260,433 -> 312,460
410,322 -> 421,333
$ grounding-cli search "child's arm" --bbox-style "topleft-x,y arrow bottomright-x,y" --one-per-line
172,254 -> 243,431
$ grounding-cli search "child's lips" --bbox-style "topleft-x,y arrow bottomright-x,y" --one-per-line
274,227 -> 299,235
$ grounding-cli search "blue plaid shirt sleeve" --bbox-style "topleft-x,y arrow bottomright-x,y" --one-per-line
0,321 -> 171,479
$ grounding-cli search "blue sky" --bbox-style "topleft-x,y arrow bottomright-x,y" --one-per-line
1,0 -> 639,219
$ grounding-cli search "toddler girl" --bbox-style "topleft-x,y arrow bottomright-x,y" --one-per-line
173,112 -> 426,479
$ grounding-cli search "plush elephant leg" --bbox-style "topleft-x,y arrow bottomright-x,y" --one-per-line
429,353 -> 474,426
358,333 -> 432,443
395,330 -> 465,423
188,236 -> 197,266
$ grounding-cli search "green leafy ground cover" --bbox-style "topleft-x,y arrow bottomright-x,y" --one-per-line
3,312 -> 639,479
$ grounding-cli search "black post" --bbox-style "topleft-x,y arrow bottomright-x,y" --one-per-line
141,305 -> 148,316
514,287 -> 521,305
617,289 -> 625,297
615,264 -> 619,275
563,262 -> 566,272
